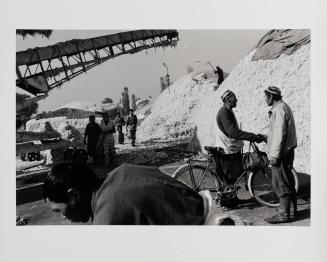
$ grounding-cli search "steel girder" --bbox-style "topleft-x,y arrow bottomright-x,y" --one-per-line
16,30 -> 179,96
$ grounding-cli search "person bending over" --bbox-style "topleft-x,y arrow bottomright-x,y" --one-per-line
43,162 -> 232,225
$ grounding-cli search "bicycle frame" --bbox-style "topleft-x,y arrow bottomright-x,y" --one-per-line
186,153 -> 249,193
175,142 -> 297,207
186,157 -> 218,191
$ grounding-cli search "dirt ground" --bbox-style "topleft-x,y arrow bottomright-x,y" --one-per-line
16,139 -> 311,226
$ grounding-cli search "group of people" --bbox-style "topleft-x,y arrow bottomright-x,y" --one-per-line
43,85 -> 298,225
83,109 -> 138,165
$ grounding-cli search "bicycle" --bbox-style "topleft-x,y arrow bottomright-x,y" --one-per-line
173,143 -> 299,207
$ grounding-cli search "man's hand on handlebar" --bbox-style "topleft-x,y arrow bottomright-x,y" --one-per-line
253,134 -> 266,143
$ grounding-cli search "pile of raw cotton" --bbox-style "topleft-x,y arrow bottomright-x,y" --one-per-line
135,98 -> 153,121
196,44 -> 310,174
137,72 -> 217,141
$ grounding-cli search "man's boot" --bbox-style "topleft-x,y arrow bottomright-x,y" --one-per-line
290,192 -> 297,219
265,196 -> 291,224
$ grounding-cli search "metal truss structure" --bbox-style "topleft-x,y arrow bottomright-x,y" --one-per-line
16,30 -> 179,96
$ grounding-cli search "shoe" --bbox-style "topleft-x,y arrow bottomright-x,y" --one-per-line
290,193 -> 297,219
264,213 -> 292,224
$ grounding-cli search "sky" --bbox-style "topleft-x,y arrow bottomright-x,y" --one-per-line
16,29 -> 268,112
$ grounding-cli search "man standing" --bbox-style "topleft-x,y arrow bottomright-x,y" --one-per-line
98,113 -> 116,166
84,115 -> 101,163
216,90 -> 264,208
214,65 -> 224,86
114,112 -> 125,144
126,109 -> 138,147
263,86 -> 297,224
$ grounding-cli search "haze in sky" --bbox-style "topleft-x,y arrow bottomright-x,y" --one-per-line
16,30 -> 268,112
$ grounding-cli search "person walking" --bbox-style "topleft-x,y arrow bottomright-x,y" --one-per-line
97,112 -> 116,166
263,86 -> 297,224
114,112 -> 125,144
84,115 -> 101,163
126,109 -> 138,147
216,90 -> 264,208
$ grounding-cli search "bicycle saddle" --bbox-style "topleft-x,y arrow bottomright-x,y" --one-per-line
204,146 -> 218,154
204,146 -> 224,155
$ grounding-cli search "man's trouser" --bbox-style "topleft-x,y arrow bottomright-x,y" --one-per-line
103,135 -> 115,164
87,139 -> 98,159
219,151 -> 242,184
129,129 -> 136,145
271,149 -> 296,214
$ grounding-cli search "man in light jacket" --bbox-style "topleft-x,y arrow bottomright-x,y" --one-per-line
263,86 -> 297,224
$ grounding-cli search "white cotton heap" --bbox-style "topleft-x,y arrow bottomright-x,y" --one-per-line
196,45 -> 310,174
137,72 -> 217,141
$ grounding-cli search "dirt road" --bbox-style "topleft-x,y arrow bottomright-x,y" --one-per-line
16,139 -> 311,226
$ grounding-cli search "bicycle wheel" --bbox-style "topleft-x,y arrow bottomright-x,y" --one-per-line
248,166 -> 299,207
173,164 -> 220,193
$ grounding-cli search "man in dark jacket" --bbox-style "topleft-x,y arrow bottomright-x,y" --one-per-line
217,90 -> 264,208
84,115 -> 101,163
214,65 -> 224,86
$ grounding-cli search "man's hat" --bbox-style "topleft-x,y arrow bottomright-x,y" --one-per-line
265,86 -> 281,96
221,90 -> 233,101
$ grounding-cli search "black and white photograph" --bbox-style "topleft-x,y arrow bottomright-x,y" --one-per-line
15,29 -> 311,226
1,0 -> 327,262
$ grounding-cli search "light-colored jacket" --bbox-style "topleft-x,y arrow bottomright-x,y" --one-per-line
267,100 -> 297,159
217,120 -> 244,154
99,120 -> 115,148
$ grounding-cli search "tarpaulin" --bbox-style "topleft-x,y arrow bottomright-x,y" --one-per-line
252,29 -> 310,61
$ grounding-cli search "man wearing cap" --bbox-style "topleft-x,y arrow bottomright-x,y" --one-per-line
263,86 -> 297,224
216,90 -> 264,208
